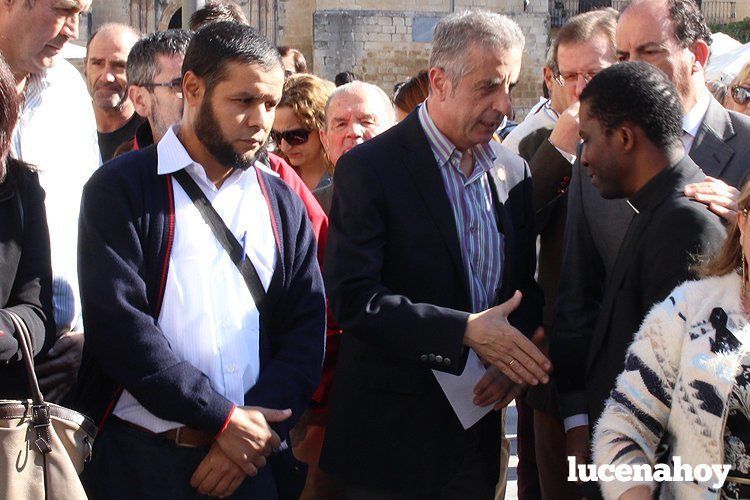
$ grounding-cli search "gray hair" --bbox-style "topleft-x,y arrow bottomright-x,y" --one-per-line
429,10 -> 525,86
127,29 -> 192,87
323,80 -> 396,130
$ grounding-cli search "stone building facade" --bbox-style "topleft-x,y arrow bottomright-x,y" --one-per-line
83,0 -> 550,113
80,0 -> 750,114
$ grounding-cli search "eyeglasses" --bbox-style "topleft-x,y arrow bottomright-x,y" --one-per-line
139,78 -> 183,98
270,128 -> 310,146
731,85 -> 750,106
553,71 -> 597,87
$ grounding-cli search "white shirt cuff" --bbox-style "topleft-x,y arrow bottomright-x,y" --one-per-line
563,414 -> 589,432
554,145 -> 577,164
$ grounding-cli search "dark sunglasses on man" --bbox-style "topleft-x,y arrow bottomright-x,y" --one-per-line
270,128 -> 310,147
731,85 -> 750,106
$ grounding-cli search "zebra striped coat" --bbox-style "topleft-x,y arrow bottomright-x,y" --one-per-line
593,272 -> 750,499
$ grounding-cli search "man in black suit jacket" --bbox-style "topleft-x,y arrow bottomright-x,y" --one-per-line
573,62 -> 725,469
320,11 -> 549,499
552,0 -> 750,471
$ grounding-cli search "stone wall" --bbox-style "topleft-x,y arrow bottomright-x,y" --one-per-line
312,7 -> 549,113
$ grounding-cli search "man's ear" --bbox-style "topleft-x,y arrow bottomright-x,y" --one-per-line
428,66 -> 451,101
542,66 -> 554,90
619,125 -> 636,153
319,128 -> 327,151
128,85 -> 149,118
181,71 -> 204,107
689,39 -> 710,72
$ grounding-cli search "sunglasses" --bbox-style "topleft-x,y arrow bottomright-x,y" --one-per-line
731,85 -> 750,105
270,128 -> 310,146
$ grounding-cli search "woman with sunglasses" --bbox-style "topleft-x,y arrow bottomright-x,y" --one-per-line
272,73 -> 335,212
0,54 -> 55,398
726,61 -> 750,116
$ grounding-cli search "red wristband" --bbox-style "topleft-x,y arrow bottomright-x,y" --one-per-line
215,404 -> 236,439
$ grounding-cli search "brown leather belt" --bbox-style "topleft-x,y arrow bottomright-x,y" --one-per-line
111,416 -> 214,448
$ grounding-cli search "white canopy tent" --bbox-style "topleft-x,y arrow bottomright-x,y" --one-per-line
706,33 -> 750,84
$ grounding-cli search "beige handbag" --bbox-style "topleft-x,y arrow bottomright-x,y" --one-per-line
0,311 -> 97,500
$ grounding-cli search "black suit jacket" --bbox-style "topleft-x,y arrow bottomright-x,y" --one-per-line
0,162 -> 55,398
320,110 -> 542,492
552,98 -> 750,419
585,157 -> 725,422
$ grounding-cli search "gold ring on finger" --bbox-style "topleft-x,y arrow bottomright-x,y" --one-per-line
508,358 -> 516,367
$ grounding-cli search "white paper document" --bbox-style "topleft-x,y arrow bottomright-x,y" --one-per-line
432,349 -> 493,429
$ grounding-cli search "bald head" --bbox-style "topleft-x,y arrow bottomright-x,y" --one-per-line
616,0 -> 711,110
321,81 -> 395,166
86,23 -> 141,112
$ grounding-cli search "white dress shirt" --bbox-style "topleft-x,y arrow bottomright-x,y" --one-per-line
682,88 -> 711,154
503,99 -> 559,154
11,57 -> 101,333
113,126 -> 278,432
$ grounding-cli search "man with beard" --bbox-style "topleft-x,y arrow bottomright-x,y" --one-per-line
75,22 -> 326,499
125,29 -> 192,150
85,23 -> 143,162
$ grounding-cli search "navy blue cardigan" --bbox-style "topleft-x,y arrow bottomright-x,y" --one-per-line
73,145 -> 325,436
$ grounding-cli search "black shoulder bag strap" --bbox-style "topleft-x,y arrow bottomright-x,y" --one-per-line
172,169 -> 268,317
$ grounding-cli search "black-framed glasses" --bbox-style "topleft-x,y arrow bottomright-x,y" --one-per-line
270,128 -> 310,146
732,85 -> 750,105
139,78 -> 183,97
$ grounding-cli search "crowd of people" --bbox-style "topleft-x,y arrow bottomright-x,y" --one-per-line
3,0 -> 750,498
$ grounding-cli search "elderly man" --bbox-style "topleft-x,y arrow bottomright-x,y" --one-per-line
126,29 -> 192,149
552,0 -> 750,485
314,80 -> 395,212
320,11 -> 548,498
0,0 -> 99,403
85,23 -> 142,162
291,80 -> 396,500
76,22 -> 325,498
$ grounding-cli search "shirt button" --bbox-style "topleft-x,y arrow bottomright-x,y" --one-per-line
429,354 -> 436,362
435,355 -> 443,363
227,365 -> 236,373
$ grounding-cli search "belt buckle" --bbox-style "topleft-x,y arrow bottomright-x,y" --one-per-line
174,427 -> 199,448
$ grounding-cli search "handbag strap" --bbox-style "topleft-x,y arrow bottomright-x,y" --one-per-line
5,310 -> 43,405
172,169 -> 268,316
5,310 -> 53,454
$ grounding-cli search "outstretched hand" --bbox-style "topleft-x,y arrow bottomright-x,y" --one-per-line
464,291 -> 552,386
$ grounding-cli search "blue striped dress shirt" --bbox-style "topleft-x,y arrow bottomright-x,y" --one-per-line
417,103 -> 504,314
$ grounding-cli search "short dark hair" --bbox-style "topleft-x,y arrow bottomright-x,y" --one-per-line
580,61 -> 683,149
127,29 -> 192,86
278,46 -> 307,73
334,71 -> 358,87
183,21 -> 282,91
188,1 -> 248,30
667,0 -> 712,47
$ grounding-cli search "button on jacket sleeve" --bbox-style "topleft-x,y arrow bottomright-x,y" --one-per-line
324,150 -> 469,374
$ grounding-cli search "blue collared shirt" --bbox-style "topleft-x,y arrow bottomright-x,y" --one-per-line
417,103 -> 504,313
